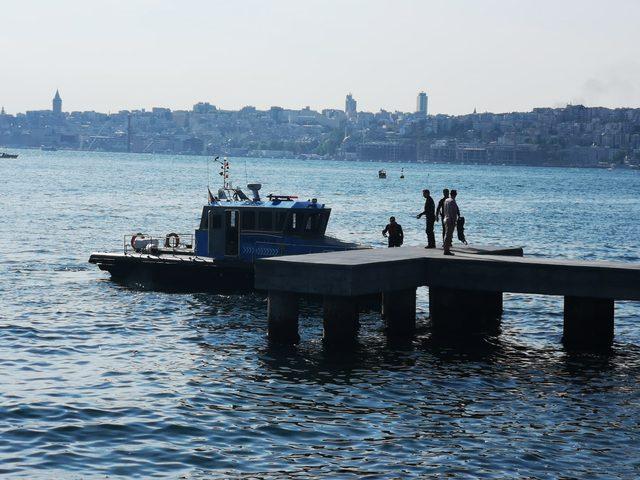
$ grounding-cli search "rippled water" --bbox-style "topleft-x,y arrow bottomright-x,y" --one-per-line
1,150 -> 639,478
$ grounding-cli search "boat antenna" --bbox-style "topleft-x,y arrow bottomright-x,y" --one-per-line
244,157 -> 248,186
212,156 -> 230,189
207,156 -> 211,190
223,157 -> 229,189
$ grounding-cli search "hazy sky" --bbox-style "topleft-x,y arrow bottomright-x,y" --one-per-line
2,0 -> 640,115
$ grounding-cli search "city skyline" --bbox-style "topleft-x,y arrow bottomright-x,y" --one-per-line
8,88 -> 440,117
2,1 -> 640,115
3,86 -> 640,118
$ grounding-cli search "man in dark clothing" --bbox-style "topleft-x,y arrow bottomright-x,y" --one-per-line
416,189 -> 436,248
435,188 -> 450,241
382,216 -> 404,247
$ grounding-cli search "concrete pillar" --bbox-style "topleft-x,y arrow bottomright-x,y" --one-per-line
563,296 -> 614,350
429,287 -> 502,335
356,293 -> 382,313
323,295 -> 359,345
382,288 -> 417,336
267,291 -> 300,344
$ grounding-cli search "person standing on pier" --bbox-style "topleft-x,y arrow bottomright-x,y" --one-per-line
416,189 -> 436,248
382,216 -> 404,248
443,190 -> 459,256
435,188 -> 450,241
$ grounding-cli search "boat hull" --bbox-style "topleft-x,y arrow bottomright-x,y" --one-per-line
89,252 -> 253,292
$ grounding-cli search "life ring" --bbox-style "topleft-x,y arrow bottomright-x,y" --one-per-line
165,232 -> 180,248
131,232 -> 144,249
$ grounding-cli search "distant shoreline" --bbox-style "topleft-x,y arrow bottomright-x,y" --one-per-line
3,145 -> 639,171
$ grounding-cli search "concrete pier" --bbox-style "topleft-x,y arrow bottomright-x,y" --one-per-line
267,291 -> 299,344
323,295 -> 359,344
382,288 -> 417,336
430,287 -> 502,335
257,245 -> 640,349
563,296 -> 614,350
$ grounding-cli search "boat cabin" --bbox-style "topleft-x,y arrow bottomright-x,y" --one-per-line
194,195 -> 332,261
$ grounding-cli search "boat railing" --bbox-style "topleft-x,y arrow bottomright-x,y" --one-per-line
123,233 -> 194,254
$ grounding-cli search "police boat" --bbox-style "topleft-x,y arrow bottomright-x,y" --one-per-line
89,159 -> 364,292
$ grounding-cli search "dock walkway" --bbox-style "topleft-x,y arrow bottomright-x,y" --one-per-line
255,245 -> 640,349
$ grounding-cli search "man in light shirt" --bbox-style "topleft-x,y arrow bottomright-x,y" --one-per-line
443,189 -> 459,256
435,188 -> 449,241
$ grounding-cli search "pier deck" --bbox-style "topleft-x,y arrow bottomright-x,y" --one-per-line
255,245 -> 640,349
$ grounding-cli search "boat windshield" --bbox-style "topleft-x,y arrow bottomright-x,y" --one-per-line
285,210 -> 328,236
200,206 -> 330,236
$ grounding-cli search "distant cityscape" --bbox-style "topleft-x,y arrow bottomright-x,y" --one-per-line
1,90 -> 640,169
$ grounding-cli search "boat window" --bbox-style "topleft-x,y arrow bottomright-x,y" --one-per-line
208,212 -> 222,229
241,210 -> 256,230
200,207 -> 210,229
212,216 -> 222,229
285,212 -> 293,232
285,211 -> 306,234
225,210 -> 239,256
319,211 -> 329,234
303,212 -> 326,235
259,211 -> 273,231
280,210 -> 329,235
228,210 -> 238,227
275,211 -> 287,231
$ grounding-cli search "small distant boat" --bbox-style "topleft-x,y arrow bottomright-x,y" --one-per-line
0,152 -> 18,159
378,169 -> 387,179
41,146 -> 58,151
400,168 -> 405,179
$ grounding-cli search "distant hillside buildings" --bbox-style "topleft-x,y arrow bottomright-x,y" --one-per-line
0,90 -> 639,168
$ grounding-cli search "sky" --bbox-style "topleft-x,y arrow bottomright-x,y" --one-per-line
2,0 -> 640,115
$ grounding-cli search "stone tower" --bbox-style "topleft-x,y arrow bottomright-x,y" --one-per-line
52,89 -> 62,115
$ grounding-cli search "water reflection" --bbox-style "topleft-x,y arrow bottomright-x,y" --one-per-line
2,152 -> 640,477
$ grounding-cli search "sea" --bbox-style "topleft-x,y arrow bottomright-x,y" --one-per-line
1,149 -> 639,479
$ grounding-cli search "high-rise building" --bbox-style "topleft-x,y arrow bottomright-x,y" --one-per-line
52,89 -> 62,115
417,91 -> 428,116
345,93 -> 357,120
269,106 -> 284,123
